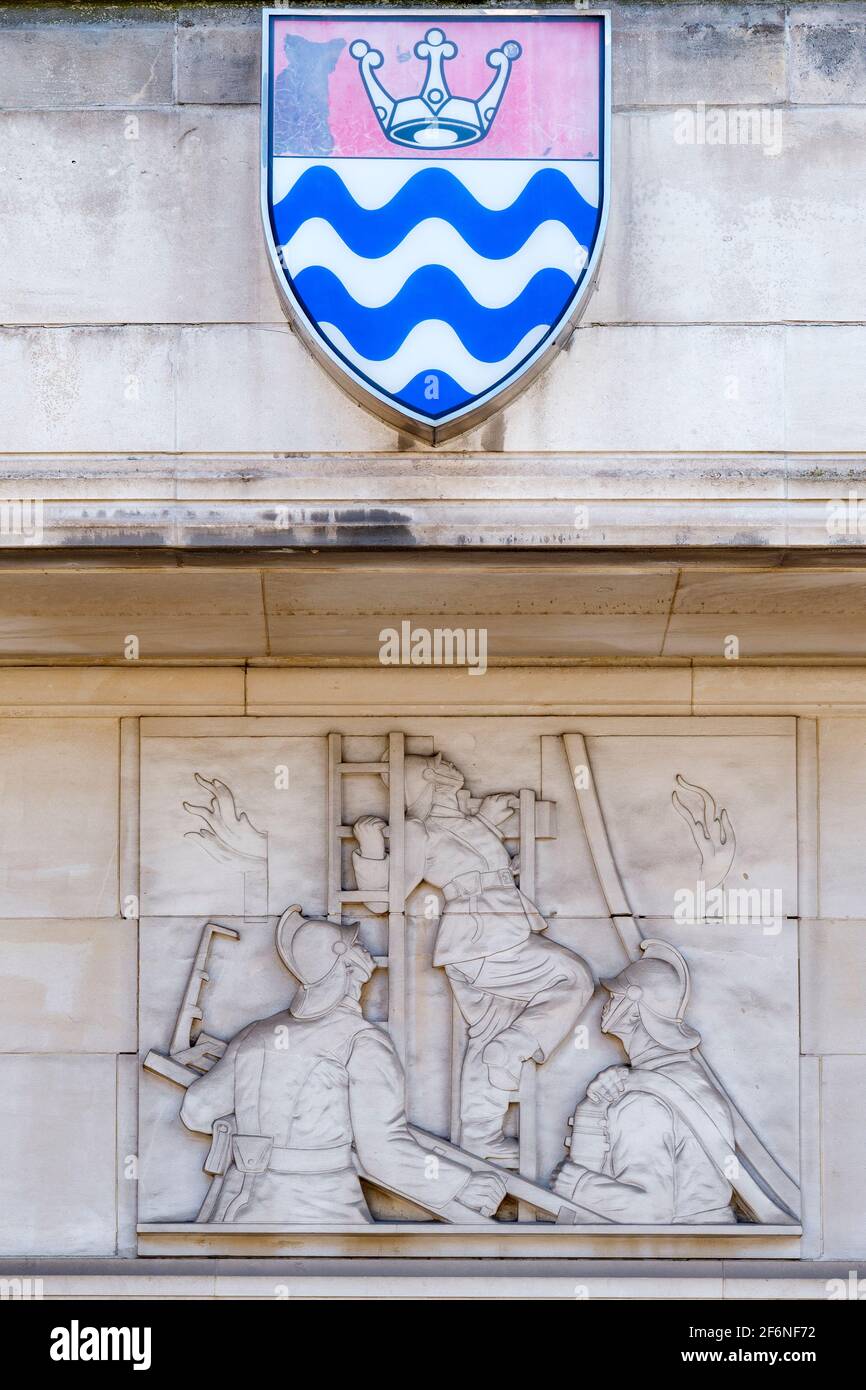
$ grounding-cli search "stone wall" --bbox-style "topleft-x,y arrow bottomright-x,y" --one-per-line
1,3 -> 866,1298
0,2 -> 864,545
0,663 -> 865,1294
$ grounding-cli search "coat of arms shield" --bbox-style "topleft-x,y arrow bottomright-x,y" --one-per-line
261,7 -> 610,442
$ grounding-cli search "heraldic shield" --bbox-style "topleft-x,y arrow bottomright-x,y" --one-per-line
261,8 -> 610,442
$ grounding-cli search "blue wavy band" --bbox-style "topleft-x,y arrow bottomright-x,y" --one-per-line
296,264 -> 573,362
273,165 -> 599,258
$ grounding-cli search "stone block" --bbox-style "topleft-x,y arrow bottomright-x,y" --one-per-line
176,324 -> 397,452
0,569 -> 267,659
0,1054 -> 116,1258
0,667 -> 246,717
0,19 -> 173,108
176,322 -> 789,455
786,328 -> 866,451
177,22 -> 259,105
594,109 -> 866,325
0,327 -> 174,453
817,721 -> 866,916
822,1056 -> 866,1257
0,919 -> 136,1052
244,666 -> 693,716
693,667 -> 866,717
0,718 -> 118,917
666,570 -> 866,659
476,325 -> 785,454
0,109 -> 275,325
613,4 -> 786,107
789,5 -> 866,104
800,921 -> 866,1054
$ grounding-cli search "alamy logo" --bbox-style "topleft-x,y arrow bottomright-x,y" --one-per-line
673,880 -> 784,936
49,1320 -> 152,1372
0,496 -> 43,544
379,620 -> 488,675
0,1276 -> 43,1300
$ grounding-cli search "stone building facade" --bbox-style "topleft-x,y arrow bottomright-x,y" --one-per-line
1,1 -> 866,1300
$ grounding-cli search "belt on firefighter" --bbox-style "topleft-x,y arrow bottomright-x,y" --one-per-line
230,1135 -> 353,1176
221,1140 -> 353,1221
268,1144 -> 353,1175
442,867 -> 515,902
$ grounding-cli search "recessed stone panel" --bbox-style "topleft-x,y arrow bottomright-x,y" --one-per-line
138,715 -> 801,1246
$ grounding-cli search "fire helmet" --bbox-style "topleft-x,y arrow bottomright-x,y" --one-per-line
276,904 -> 360,1020
601,939 -> 701,1050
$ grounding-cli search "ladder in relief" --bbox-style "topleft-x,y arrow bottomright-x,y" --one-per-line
326,731 -> 554,1220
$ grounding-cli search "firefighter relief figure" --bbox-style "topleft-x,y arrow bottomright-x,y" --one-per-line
179,908 -> 504,1225
552,941 -> 738,1225
143,771 -> 503,1225
352,752 -> 593,1166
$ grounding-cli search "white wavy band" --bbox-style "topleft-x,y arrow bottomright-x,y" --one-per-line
282,218 -> 586,308
320,320 -> 549,395
273,156 -> 599,211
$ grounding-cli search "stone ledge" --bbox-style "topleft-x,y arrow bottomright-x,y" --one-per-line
3,1260 -> 858,1300
0,497 -> 864,550
136,1221 -> 801,1261
0,667 -> 245,715
5,451 -> 866,496
3,1271 -> 845,1300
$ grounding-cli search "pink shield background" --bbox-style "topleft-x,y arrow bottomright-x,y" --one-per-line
272,15 -> 600,159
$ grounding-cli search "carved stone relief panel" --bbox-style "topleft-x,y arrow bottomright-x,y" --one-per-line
137,716 -> 800,1251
